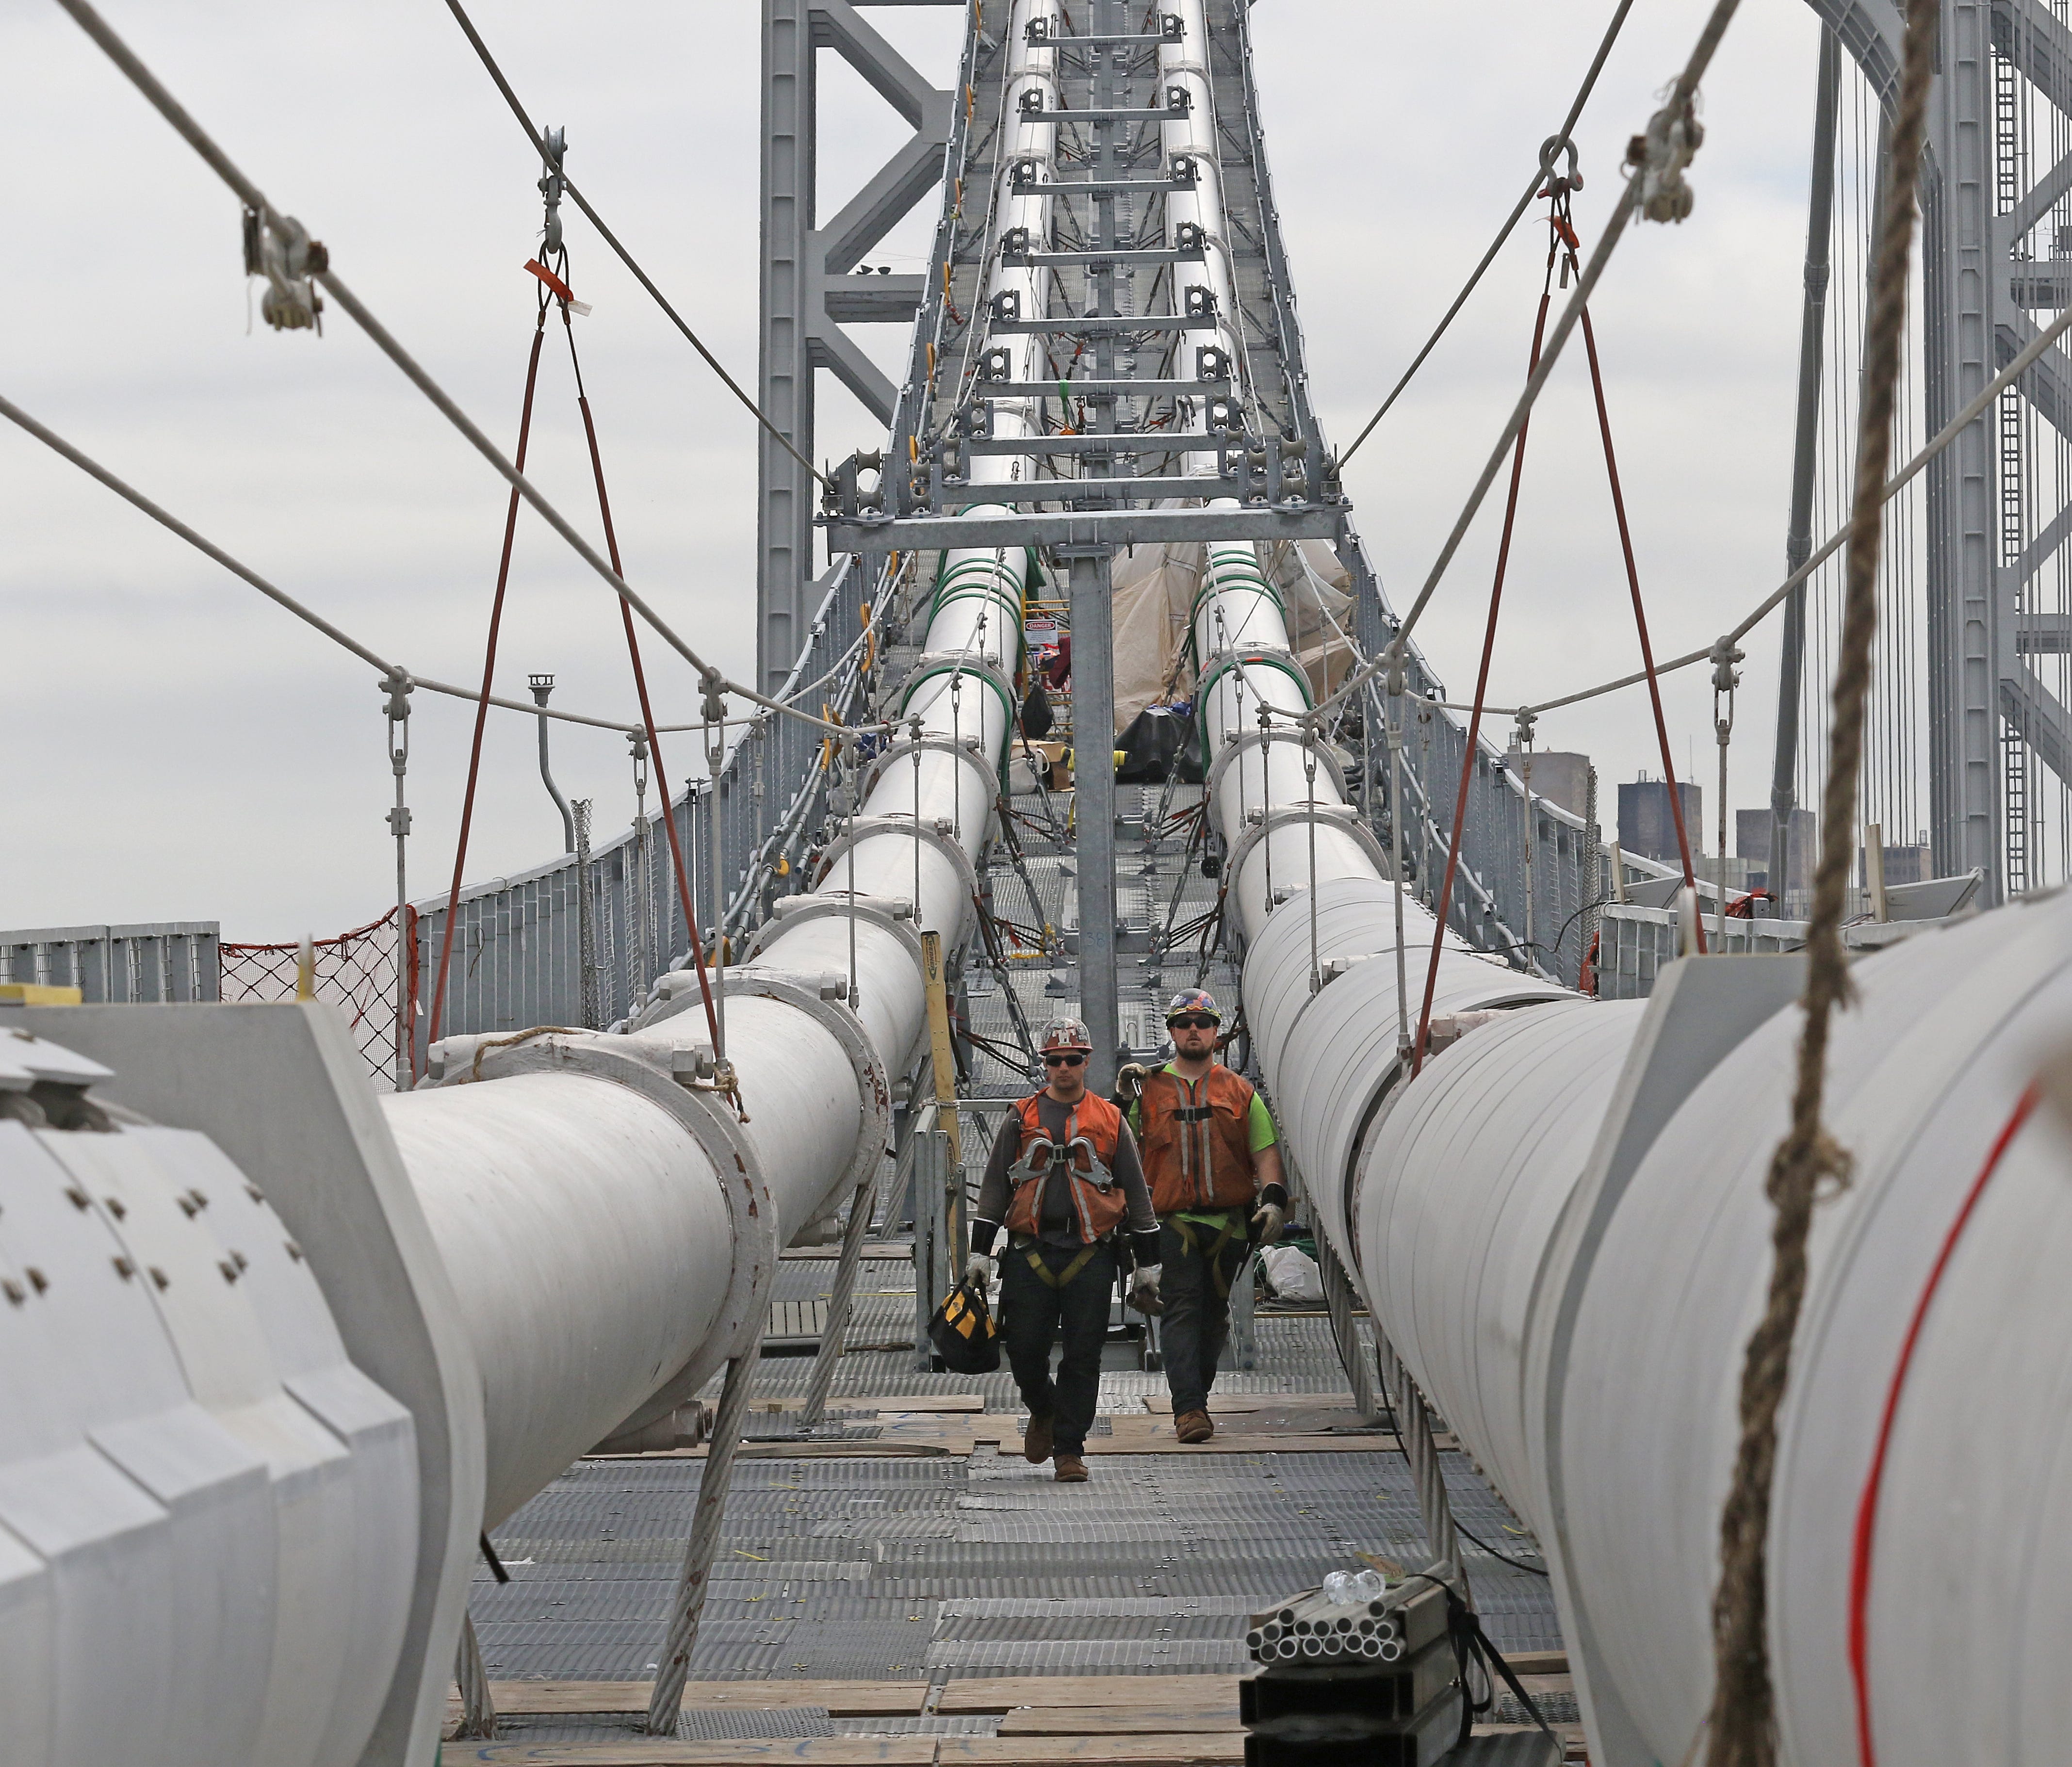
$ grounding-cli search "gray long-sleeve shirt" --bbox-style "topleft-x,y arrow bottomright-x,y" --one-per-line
971,1092 -> 1160,1261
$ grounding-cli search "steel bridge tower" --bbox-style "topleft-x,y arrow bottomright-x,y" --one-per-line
1798,0 -> 2072,904
760,0 -> 2072,913
753,0 -> 1629,1057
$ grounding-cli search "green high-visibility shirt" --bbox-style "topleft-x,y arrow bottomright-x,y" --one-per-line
1125,1062 -> 1279,1153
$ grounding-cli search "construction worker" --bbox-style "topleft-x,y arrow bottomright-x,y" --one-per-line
967,1019 -> 1162,1483
1119,988 -> 1286,1444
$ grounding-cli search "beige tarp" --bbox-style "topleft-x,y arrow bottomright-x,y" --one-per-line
1101,537 -> 1356,733
1262,537 -> 1358,702
1109,542 -> 1202,733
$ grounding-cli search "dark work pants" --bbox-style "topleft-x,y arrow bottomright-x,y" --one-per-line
999,1240 -> 1115,1456
1158,1219 -> 1248,1418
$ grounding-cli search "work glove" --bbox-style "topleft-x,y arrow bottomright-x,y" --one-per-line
1127,1262 -> 1165,1316
1115,1061 -> 1149,1103
1250,1201 -> 1286,1245
963,1253 -> 995,1291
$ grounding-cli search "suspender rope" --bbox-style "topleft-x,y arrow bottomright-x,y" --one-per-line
1516,708 -> 1537,972
629,729 -> 653,992
428,295 -> 549,1048
1713,636 -> 1743,951
913,713 -> 926,922
1387,664 -> 1412,1059
384,668 -> 414,1087
845,736 -> 861,1011
560,291 -> 725,1059
1577,282 -> 1706,946
1257,700 -> 1275,911
704,679 -> 730,1065
1411,203 -> 1557,1078
1304,718 -> 1322,996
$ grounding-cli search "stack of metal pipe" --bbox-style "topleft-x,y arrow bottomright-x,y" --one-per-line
1247,1589 -> 1408,1664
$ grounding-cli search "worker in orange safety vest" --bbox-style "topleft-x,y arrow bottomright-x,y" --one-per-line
967,1019 -> 1162,1482
1118,988 -> 1286,1443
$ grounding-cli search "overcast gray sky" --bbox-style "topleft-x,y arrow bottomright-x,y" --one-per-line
2,0 -> 1829,939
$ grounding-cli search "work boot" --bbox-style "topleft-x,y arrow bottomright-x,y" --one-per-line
1023,1412 -> 1054,1464
1053,1453 -> 1089,1483
1174,1408 -> 1213,1443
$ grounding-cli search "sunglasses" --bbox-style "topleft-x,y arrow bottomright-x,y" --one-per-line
1044,1052 -> 1087,1067
1167,1015 -> 1220,1031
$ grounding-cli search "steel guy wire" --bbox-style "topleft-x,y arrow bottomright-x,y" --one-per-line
1318,297 -> 2072,731
1339,0 -> 1637,463
1334,0 -> 1749,709
0,390 -> 647,738
439,0 -> 831,491
54,0 -> 870,744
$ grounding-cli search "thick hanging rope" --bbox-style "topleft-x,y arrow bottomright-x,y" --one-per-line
1410,184 -> 1707,1060
428,295 -> 550,1048
560,282 -> 725,1059
1410,197 -> 1560,1078
1577,288 -> 1706,941
1702,2 -> 1938,1762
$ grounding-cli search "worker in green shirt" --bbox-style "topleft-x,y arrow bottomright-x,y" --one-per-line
1117,988 -> 1286,1442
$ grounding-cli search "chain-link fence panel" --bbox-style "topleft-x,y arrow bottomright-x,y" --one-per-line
220,907 -> 410,1087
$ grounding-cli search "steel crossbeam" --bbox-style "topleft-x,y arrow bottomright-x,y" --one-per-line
1009,246 -> 1207,266
1011,171 -> 1199,193
1028,31 -> 1182,46
1017,102 -> 1190,122
825,506 -> 1345,552
977,377 -> 1220,394
988,312 -> 1218,333
956,435 -> 1222,454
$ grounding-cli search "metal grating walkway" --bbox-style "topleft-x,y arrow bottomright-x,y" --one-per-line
461,696 -> 1567,1750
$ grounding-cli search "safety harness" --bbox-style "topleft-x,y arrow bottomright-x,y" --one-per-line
1167,1213 -> 1245,1297
1004,1093 -> 1128,1250
1022,1243 -> 1102,1289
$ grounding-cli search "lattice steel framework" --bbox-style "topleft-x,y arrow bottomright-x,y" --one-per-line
757,0 -> 957,690
1808,0 -> 2072,903
762,0 -> 1637,992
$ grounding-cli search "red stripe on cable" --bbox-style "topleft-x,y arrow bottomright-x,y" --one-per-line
524,258 -> 580,306
1846,1083 -> 2039,1765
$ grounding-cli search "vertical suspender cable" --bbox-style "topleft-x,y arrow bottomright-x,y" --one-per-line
1772,32 -> 1843,899
385,667 -> 414,1086
429,300 -> 549,1047
1304,721 -> 1321,995
707,704 -> 729,1058
847,738 -> 861,1010
1387,670 -> 1412,1055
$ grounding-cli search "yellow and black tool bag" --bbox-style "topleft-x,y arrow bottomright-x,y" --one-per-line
929,1281 -> 1001,1374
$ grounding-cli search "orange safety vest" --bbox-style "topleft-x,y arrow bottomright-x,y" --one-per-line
1137,1064 -> 1258,1215
1004,1091 -> 1129,1242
